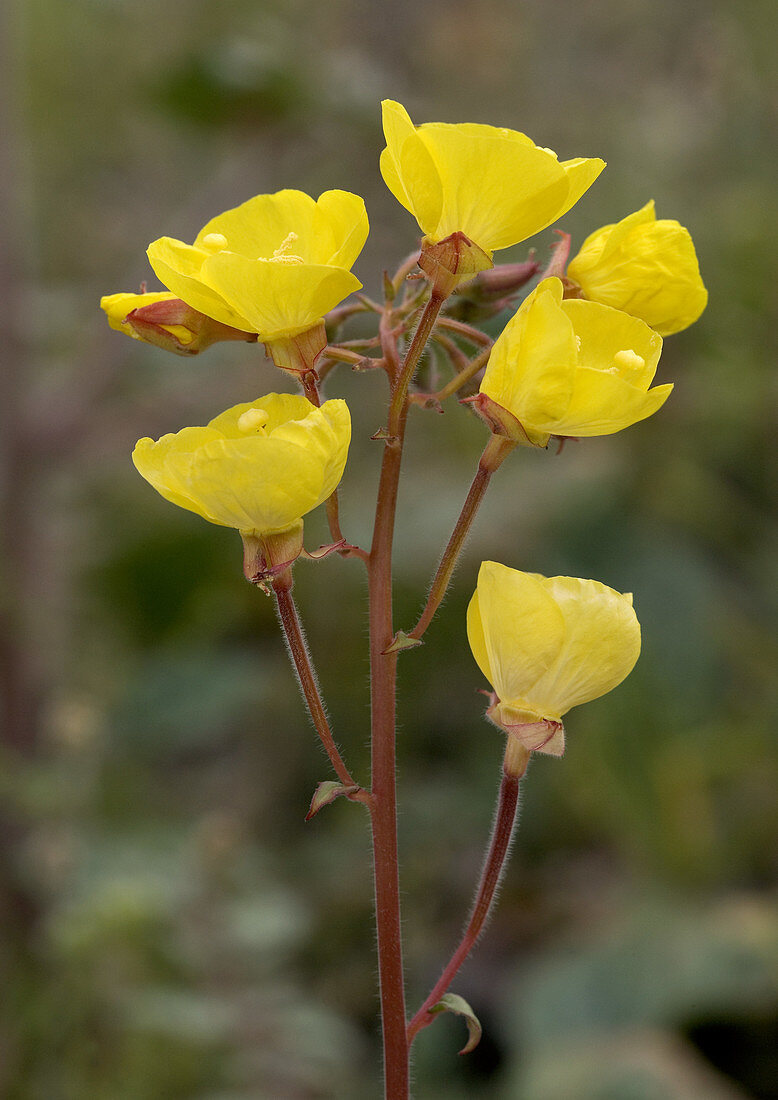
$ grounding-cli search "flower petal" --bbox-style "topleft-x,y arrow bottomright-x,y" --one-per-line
550,369 -> 673,437
481,278 -> 577,428
380,100 -> 444,237
562,298 -> 663,387
470,562 -> 566,704
200,254 -> 362,339
195,190 -> 317,260
311,190 -> 369,269
147,238 -> 255,331
529,576 -> 641,715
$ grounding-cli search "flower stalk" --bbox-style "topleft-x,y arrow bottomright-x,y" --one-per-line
408,432 -> 515,642
407,762 -> 521,1045
270,566 -> 357,789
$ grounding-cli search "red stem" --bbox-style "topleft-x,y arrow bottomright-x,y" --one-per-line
272,571 -> 356,788
407,770 -> 521,1045
367,297 -> 411,1098
388,291 -> 445,435
408,434 -> 515,642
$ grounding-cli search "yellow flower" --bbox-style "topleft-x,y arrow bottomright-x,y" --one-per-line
567,200 -> 707,335
380,99 -> 605,258
467,561 -> 640,770
146,189 -> 369,341
478,277 -> 671,446
132,393 -> 351,538
100,291 -> 257,355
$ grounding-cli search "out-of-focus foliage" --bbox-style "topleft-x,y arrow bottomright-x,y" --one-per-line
1,0 -> 776,1096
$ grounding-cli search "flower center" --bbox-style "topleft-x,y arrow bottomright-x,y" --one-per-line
201,233 -> 228,251
258,231 -> 304,265
237,408 -> 270,434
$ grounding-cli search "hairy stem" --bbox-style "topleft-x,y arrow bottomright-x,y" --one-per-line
272,570 -> 356,788
434,344 -> 492,403
407,767 -> 521,1045
367,297 -> 411,1098
408,434 -> 515,642
388,289 -> 445,436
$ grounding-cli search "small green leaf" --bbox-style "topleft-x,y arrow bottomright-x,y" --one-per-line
305,781 -> 361,821
382,630 -> 423,655
430,992 -> 482,1055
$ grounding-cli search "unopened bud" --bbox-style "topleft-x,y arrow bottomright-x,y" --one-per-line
447,258 -> 540,322
101,292 -> 257,356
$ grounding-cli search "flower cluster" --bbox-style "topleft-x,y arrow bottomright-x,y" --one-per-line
104,98 -> 706,763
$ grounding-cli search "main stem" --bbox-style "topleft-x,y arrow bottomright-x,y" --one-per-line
368,287 -> 446,1098
407,768 -> 521,1044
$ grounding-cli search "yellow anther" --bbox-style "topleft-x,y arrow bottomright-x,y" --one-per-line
238,408 -> 270,434
201,233 -> 228,251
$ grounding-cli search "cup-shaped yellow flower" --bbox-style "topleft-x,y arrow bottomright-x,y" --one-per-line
101,291 -> 257,355
467,562 -> 641,775
380,100 -> 605,263
567,200 -> 708,335
476,277 -> 671,446
146,189 -> 369,343
132,394 -> 350,566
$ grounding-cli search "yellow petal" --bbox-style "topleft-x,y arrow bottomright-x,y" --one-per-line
195,190 -> 318,260
380,100 -> 444,238
133,428 -> 229,525
200,254 -> 362,340
568,201 -> 707,335
380,101 -> 604,253
147,237 -> 255,331
419,126 -> 570,247
549,370 -> 673,437
101,291 -> 179,335
528,576 -> 641,715
468,562 -> 566,706
562,298 -> 663,387
133,396 -> 351,536
207,392 -> 315,438
481,278 -> 576,429
310,190 -> 370,269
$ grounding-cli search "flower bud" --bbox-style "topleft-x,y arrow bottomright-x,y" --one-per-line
567,201 -> 707,335
101,291 -> 257,356
446,259 -> 540,322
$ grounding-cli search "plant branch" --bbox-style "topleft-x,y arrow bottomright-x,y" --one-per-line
407,433 -> 515,642
407,766 -> 521,1045
272,570 -> 356,788
434,344 -> 492,403
388,289 -> 445,436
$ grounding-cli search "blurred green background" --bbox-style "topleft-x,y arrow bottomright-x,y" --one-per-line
1,0 -> 776,1096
